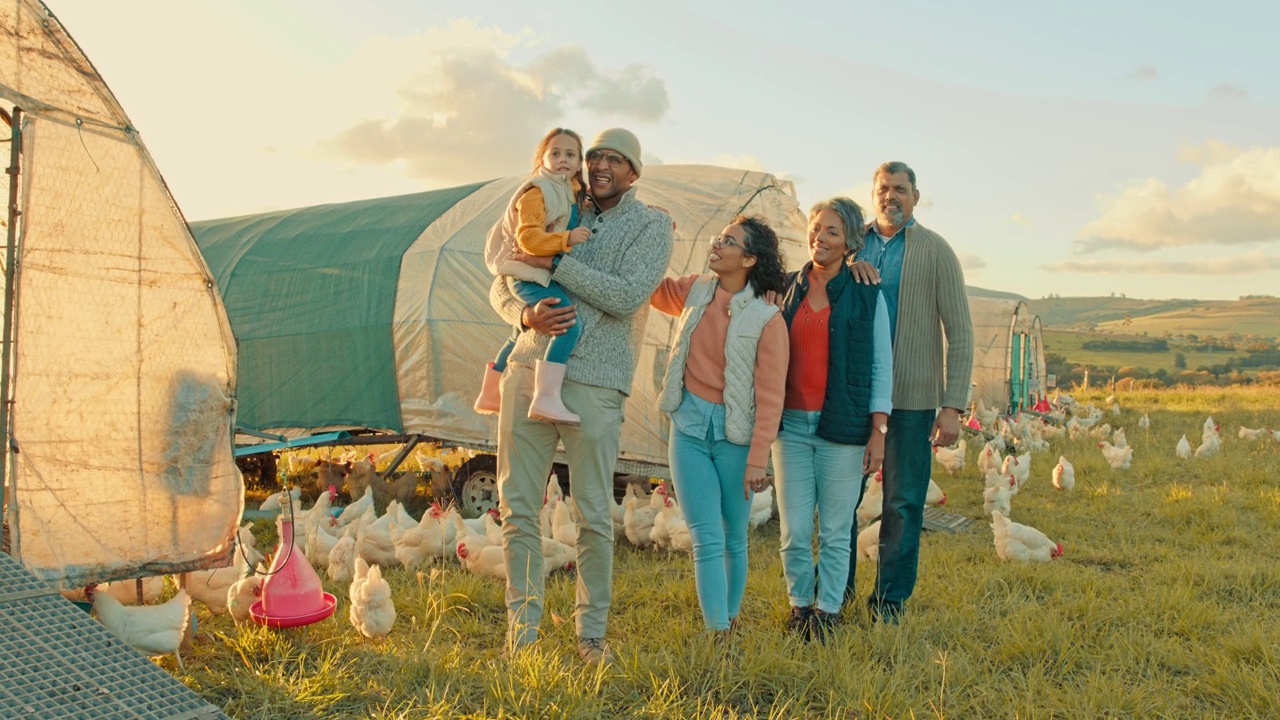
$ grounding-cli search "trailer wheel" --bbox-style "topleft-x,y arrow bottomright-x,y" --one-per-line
453,454 -> 500,519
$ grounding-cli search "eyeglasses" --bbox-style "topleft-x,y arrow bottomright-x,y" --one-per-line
586,150 -> 628,169
710,234 -> 747,252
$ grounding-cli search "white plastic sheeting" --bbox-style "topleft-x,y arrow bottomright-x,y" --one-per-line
1,1 -> 241,588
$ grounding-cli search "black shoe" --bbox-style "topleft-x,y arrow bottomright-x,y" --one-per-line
867,597 -> 903,625
785,606 -> 814,641
811,610 -> 839,643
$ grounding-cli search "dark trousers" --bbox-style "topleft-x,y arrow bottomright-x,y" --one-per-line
847,408 -> 934,615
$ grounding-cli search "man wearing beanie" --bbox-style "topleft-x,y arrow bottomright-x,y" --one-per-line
488,127 -> 673,666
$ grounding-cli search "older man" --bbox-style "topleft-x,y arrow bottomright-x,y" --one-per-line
847,161 -> 973,622
489,128 -> 673,664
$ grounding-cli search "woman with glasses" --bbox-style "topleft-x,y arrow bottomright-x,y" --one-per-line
774,197 -> 893,642
649,215 -> 789,638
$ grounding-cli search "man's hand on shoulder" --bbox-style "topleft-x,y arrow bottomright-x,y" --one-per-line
848,260 -> 881,285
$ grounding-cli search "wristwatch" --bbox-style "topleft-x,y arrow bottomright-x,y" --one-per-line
549,253 -> 564,274
875,422 -> 889,435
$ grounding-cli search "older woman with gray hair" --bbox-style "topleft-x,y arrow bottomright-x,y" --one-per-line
772,197 -> 893,642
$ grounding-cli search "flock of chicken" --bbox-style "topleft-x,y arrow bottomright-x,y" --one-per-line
931,393 -> 1278,564
70,392 -> 1276,667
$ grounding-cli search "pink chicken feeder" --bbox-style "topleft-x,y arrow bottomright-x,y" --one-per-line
249,519 -> 336,628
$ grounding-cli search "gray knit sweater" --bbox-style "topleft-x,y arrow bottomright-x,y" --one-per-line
889,222 -> 974,410
489,187 -> 674,395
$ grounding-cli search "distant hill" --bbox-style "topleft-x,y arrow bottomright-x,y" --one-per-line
967,286 -> 1026,301
1026,296 -> 1280,340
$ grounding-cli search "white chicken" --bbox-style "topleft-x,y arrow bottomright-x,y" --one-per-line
355,508 -> 400,568
649,497 -> 681,551
977,441 -> 1003,477
453,513 -> 499,570
1194,427 -> 1221,458
990,510 -> 1062,562
259,486 -> 302,514
1052,456 -> 1075,491
925,478 -> 947,506
1097,441 -> 1133,470
391,502 -> 454,568
1111,402 -> 1121,417
306,520 -> 341,568
1001,452 -> 1031,491
748,485 -> 775,530
185,550 -> 252,614
466,544 -> 508,580
623,484 -> 664,548
1176,434 -> 1192,459
1112,427 -> 1127,449
90,587 -> 191,669
327,525 -> 357,584
348,558 -> 395,638
982,483 -> 1012,517
551,498 -> 578,548
856,520 -> 881,561
932,439 -> 966,475
335,486 -> 375,528
1138,413 -> 1151,430
855,471 -> 883,530
1238,426 -> 1270,441
226,566 -> 265,623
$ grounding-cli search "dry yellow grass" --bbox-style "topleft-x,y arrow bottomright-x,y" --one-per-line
180,386 -> 1280,718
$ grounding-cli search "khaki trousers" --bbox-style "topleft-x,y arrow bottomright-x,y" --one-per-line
497,363 -> 622,645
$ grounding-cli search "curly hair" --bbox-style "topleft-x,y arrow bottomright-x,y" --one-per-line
732,215 -> 788,297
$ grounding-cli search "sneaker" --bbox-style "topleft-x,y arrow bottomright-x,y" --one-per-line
784,606 -> 813,641
577,636 -> 615,666
811,610 -> 839,643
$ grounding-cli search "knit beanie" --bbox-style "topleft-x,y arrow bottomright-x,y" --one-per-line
587,128 -> 643,177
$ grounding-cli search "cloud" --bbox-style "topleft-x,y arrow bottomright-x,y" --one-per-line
959,254 -> 988,271
1131,65 -> 1158,81
318,22 -> 670,185
712,153 -> 770,173
1075,142 -> 1280,253
1009,213 -> 1033,226
1209,82 -> 1249,100
1043,252 -> 1280,275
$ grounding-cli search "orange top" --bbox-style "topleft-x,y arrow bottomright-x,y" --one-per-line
651,275 -> 789,468
784,298 -> 829,411
513,178 -> 583,257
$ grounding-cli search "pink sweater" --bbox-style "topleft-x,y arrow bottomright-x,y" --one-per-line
651,274 -> 789,469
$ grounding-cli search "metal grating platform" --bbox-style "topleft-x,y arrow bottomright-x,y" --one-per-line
922,507 -> 979,534
0,551 -> 228,720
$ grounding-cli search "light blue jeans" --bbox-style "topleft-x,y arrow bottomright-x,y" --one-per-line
774,408 -> 866,614
668,421 -> 753,631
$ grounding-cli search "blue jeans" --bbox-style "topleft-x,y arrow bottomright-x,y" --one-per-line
774,409 -> 865,614
492,279 -> 581,370
867,408 -> 935,613
668,421 -> 752,631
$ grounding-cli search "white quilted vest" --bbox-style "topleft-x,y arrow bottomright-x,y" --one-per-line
483,169 -> 576,286
658,275 -> 779,445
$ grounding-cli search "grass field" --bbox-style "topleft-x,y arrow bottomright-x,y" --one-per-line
1026,296 -> 1280,340
1042,329 -> 1249,373
164,386 -> 1280,718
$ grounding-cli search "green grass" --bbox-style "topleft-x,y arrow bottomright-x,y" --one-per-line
168,386 -> 1280,718
1044,329 -> 1248,373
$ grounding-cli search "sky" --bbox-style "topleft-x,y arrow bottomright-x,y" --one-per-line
46,0 -> 1280,301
